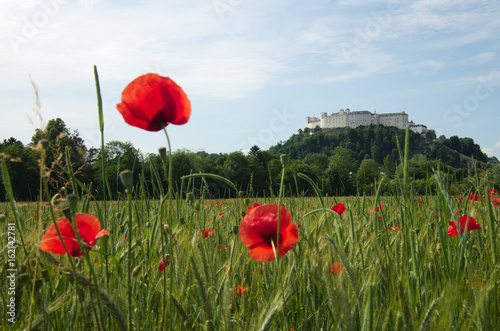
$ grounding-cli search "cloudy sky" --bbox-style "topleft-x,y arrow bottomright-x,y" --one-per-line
1,0 -> 499,159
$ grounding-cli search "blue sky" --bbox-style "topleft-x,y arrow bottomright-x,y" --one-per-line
1,0 -> 499,159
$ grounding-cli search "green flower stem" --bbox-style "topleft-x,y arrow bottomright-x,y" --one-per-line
163,127 -> 174,227
275,161 -> 286,281
126,188 -> 133,330
67,210 -> 104,331
161,127 -> 174,328
94,65 -> 111,295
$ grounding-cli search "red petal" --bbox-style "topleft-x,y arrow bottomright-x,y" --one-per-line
74,213 -> 102,246
277,223 -> 299,257
40,214 -> 107,257
331,203 -> 346,215
41,216 -> 78,255
459,215 -> 480,232
95,229 -> 110,240
329,262 -> 344,275
447,221 -> 458,236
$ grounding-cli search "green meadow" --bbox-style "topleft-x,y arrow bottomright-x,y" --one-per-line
1,170 -> 499,330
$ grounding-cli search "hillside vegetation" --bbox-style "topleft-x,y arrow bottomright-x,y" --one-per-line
1,120 -> 499,200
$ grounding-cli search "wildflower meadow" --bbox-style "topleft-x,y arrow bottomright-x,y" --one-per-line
1,67 -> 499,330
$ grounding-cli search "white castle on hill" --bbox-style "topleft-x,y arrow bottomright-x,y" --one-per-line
305,108 -> 428,134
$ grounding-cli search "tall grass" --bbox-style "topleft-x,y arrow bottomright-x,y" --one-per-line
1,167 -> 499,329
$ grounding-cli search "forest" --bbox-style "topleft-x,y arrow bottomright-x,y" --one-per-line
1,117 -> 499,201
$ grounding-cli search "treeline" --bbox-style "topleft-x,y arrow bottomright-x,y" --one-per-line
1,118 -> 499,201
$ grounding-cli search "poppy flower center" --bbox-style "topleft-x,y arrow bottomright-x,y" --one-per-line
70,238 -> 91,256
264,233 -> 283,248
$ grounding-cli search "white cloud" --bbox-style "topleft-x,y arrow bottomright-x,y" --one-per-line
472,52 -> 496,65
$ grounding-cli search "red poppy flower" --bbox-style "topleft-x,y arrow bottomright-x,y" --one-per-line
419,200 -> 425,204
220,245 -> 228,251
489,188 -> 498,195
218,212 -> 224,217
158,254 -> 170,271
448,215 -> 481,236
203,228 -> 214,237
370,203 -> 385,213
471,280 -> 484,290
468,194 -> 481,202
239,204 -> 298,262
41,213 -> 109,257
492,198 -> 500,208
329,262 -> 344,275
331,203 -> 346,215
235,285 -> 247,297
117,73 -> 191,131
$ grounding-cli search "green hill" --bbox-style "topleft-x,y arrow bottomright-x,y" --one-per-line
270,125 -> 489,168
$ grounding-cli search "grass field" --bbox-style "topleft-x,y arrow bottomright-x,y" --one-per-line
1,177 -> 499,330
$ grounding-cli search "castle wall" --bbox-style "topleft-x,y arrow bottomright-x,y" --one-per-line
305,109 -> 424,132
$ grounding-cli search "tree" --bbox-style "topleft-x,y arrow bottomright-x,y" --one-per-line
248,145 -> 261,157
0,139 -> 39,201
489,165 -> 500,189
324,146 -> 357,195
30,118 -> 88,195
383,154 -> 396,177
94,141 -> 142,197
357,159 -> 379,188
247,155 -> 267,196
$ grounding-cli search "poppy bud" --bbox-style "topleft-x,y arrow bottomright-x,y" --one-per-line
186,192 -> 195,201
135,238 -> 141,246
158,254 -> 170,271
119,170 -> 134,190
51,193 -> 63,206
436,243 -> 442,254
163,224 -> 170,234
232,225 -> 239,235
0,214 -> 5,223
59,186 -> 68,196
194,202 -> 201,211
158,147 -> 168,163
115,212 -> 121,219
132,265 -> 141,277
61,207 -> 72,221
280,154 -> 289,166
67,194 -> 78,213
